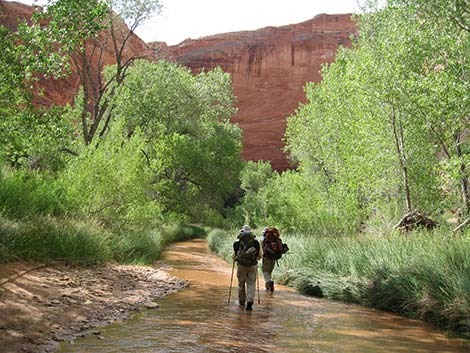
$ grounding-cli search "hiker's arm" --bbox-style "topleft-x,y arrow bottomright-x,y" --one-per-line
255,241 -> 261,261
232,241 -> 238,261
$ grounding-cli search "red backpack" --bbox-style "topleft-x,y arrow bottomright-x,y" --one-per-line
262,227 -> 284,260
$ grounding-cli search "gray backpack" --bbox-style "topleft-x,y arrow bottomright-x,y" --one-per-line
235,237 -> 257,266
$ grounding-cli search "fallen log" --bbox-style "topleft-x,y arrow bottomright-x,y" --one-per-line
394,210 -> 437,232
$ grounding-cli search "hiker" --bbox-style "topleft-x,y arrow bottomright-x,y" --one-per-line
261,226 -> 288,293
232,225 -> 260,311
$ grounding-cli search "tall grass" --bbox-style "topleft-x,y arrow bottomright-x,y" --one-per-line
0,215 -> 206,265
111,224 -> 207,264
0,216 -> 112,264
207,228 -> 234,259
207,228 -> 470,338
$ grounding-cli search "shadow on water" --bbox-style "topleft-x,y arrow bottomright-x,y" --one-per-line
57,239 -> 469,353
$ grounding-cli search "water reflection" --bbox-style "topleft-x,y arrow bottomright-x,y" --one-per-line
57,239 -> 468,353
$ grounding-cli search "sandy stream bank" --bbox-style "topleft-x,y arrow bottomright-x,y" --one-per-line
0,261 -> 189,353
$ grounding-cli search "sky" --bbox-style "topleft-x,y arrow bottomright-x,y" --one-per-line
13,0 -> 361,45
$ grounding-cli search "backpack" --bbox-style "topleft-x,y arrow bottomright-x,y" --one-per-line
235,234 -> 258,266
262,227 -> 289,260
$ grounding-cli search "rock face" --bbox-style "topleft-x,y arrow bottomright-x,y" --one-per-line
153,14 -> 357,170
0,0 -> 154,107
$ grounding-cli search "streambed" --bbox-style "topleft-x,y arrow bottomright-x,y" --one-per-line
56,239 -> 468,353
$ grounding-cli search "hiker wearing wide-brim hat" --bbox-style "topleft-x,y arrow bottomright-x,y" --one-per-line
232,225 -> 260,311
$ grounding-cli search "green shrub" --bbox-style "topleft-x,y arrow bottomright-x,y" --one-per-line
161,224 -> 206,243
207,228 -> 233,259
0,167 -> 72,218
60,123 -> 159,230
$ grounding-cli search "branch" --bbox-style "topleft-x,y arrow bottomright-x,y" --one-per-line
90,201 -> 122,216
98,104 -> 114,138
453,218 -> 470,233
179,176 -> 203,191
117,18 -> 138,63
0,263 -> 58,287
60,147 -> 79,156
140,148 -> 151,168
428,123 -> 451,158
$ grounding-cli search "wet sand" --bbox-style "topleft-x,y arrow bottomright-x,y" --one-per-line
0,261 -> 188,353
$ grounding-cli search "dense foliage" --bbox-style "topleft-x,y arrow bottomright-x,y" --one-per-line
220,0 -> 469,336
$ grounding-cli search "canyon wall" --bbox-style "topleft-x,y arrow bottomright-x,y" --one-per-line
152,14 -> 357,170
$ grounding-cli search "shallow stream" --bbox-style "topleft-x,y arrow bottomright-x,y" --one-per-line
56,239 -> 468,353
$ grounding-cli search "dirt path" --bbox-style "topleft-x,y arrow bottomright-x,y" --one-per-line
0,261 -> 188,353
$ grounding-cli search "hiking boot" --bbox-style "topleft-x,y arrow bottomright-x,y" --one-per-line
246,302 -> 253,311
269,281 -> 274,293
239,300 -> 245,306
265,282 -> 270,291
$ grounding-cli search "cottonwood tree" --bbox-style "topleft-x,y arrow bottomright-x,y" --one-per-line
390,0 -> 470,32
284,1 -> 469,232
112,60 -> 243,223
25,0 -> 162,145
374,1 -> 470,215
0,23 -> 74,168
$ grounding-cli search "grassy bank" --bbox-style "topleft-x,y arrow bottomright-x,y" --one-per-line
207,228 -> 470,338
0,216 -> 206,265
0,166 -> 207,265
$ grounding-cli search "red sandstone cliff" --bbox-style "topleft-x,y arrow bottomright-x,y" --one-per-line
152,14 -> 357,170
0,0 -> 154,107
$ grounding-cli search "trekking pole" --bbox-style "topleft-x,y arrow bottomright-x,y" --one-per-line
256,266 -> 260,304
228,260 -> 235,303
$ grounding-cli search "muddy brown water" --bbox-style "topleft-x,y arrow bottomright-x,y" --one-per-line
56,239 -> 468,353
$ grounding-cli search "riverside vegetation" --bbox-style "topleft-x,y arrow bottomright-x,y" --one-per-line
0,0 -> 469,339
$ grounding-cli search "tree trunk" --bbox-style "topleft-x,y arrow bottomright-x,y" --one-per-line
391,106 -> 412,212
455,132 -> 470,215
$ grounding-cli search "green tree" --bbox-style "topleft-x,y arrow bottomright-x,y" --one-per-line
113,60 -> 242,224
361,0 -> 470,217
0,23 -> 75,169
283,1 -> 469,233
24,0 -> 162,145
235,161 -> 275,225
0,25 -> 28,116
61,120 -> 161,229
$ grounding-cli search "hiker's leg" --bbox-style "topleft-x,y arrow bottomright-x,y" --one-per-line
262,257 -> 275,283
261,257 -> 270,282
237,265 -> 248,304
262,258 -> 271,289
246,266 -> 257,304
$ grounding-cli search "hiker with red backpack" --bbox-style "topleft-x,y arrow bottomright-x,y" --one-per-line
232,225 -> 261,311
261,226 -> 288,293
